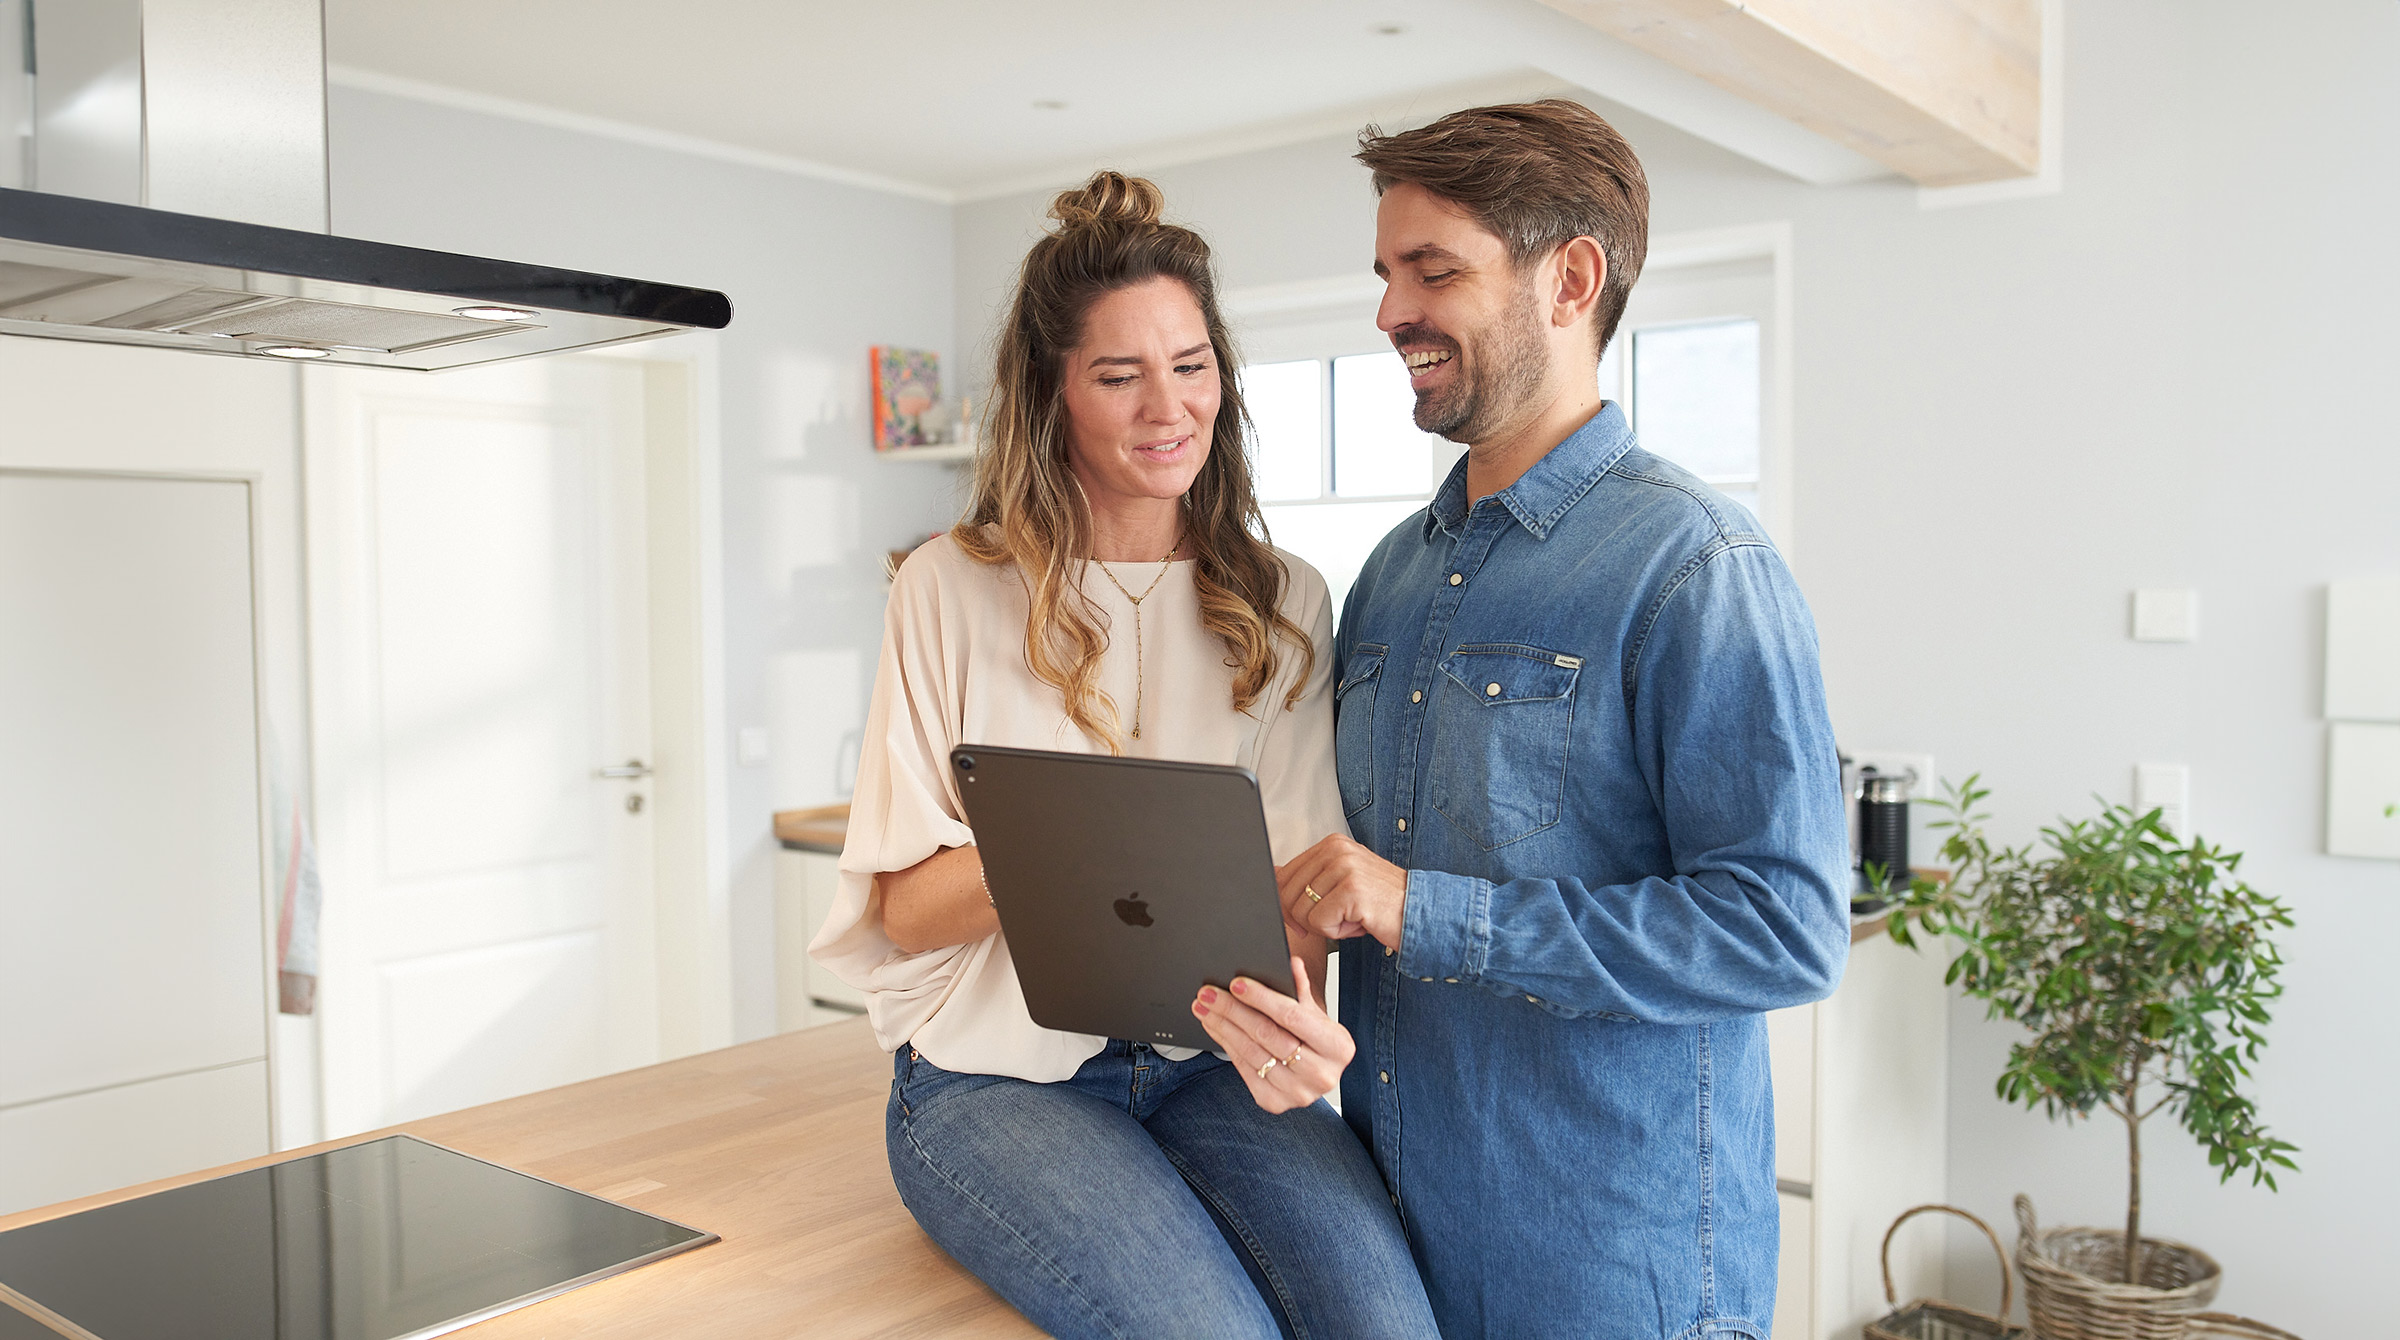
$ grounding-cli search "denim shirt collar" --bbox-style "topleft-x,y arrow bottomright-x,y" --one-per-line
1425,401 -> 1635,542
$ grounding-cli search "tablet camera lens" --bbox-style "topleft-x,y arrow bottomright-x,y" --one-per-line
957,754 -> 975,772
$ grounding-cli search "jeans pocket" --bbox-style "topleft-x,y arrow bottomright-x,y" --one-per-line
1429,643 -> 1581,849
893,1044 -> 994,1122
1334,645 -> 1386,817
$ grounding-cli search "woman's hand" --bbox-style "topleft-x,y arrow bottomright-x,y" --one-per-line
1191,955 -> 1355,1114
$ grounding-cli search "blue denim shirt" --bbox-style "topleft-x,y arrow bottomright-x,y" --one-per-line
1333,403 -> 1850,1339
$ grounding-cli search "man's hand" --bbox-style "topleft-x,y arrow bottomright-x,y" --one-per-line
1191,955 -> 1355,1114
1277,834 -> 1408,950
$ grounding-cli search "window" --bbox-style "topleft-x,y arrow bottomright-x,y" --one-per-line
1601,317 -> 1763,516
1228,241 -> 1783,615
1243,352 -> 1451,613
1602,254 -> 1781,536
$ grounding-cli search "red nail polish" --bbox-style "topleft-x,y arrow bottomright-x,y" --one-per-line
1199,987 -> 1217,1005
1231,978 -> 1249,994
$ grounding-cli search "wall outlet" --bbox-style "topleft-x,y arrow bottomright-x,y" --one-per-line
736,726 -> 771,767
2134,763 -> 2190,835
1849,750 -> 1939,797
2132,588 -> 2199,642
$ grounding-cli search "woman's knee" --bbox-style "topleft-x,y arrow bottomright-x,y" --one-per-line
884,1073 -> 1282,1340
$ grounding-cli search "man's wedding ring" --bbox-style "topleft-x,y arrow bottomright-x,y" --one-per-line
1304,885 -> 1322,903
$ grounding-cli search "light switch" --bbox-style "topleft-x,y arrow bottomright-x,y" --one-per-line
2132,589 -> 2199,642
2327,723 -> 2400,859
2135,763 -> 2189,836
2326,578 -> 2400,721
737,726 -> 771,767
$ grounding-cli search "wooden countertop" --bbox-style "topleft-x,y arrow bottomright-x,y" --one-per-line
0,1020 -> 1038,1340
774,803 -> 850,853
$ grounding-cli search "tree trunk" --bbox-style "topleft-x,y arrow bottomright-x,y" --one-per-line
2124,1106 -> 2144,1285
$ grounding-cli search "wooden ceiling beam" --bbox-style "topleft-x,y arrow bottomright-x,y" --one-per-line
1536,0 -> 2042,186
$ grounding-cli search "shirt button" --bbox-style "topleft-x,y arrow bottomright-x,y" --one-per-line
1526,994 -> 1541,1004
1485,682 -> 1502,697
1396,818 -> 1407,832
1383,945 -> 1394,957
1419,976 -> 1433,983
1449,573 -> 1463,586
1380,1070 -> 1391,1083
1444,977 -> 1458,983
1411,690 -> 1423,704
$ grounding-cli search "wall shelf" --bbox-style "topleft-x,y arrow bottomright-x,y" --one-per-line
876,443 -> 973,463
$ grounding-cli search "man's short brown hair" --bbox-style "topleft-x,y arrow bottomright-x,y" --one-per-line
1357,99 -> 1650,357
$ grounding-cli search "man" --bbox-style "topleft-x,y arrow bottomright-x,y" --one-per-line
1276,100 -> 1851,1337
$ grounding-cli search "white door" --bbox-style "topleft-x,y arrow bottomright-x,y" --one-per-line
306,358 -> 659,1136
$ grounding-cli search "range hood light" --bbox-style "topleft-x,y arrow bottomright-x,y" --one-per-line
255,344 -> 332,359
453,304 -> 539,322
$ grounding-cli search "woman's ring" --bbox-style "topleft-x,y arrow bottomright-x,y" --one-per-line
1304,885 -> 1322,903
1284,1044 -> 1305,1068
1256,1056 -> 1279,1080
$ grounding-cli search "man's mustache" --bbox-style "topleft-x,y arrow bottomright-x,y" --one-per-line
1387,324 -> 1459,356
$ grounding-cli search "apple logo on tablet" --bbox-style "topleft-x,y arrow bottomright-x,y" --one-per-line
1114,893 -> 1154,928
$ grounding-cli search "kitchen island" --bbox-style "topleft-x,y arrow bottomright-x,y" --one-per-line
0,1019 -> 1039,1339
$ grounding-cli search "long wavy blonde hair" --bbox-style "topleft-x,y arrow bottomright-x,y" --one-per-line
956,171 -> 1312,752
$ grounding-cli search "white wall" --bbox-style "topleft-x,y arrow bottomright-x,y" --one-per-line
953,3 -> 2398,1332
329,87 -> 963,1045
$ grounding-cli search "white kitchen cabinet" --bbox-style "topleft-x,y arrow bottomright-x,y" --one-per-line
0,470 -> 273,1215
1768,925 -> 1952,1338
775,845 -> 865,1031
0,1060 -> 270,1212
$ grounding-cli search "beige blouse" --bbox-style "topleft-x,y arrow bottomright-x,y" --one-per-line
810,532 -> 1346,1083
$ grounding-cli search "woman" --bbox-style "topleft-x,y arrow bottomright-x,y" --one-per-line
810,172 -> 1436,1340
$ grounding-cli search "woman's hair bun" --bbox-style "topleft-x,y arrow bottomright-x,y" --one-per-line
1048,171 -> 1165,231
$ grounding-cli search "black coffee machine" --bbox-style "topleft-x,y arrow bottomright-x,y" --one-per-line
1841,756 -> 1916,914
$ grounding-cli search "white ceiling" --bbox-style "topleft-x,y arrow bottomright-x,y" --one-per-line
325,0 -> 1887,201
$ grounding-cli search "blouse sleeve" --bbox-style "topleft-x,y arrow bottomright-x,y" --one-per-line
809,544 -> 981,1041
1250,556 -> 1348,865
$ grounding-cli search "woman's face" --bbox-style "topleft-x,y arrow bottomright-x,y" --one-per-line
1059,277 -> 1219,522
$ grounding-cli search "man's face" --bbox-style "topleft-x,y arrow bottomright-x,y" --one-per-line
1372,183 -> 1550,445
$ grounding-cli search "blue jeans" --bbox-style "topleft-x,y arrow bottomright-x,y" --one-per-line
885,1041 -> 1437,1340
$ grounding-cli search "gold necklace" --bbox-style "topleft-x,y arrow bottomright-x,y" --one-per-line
1094,543 -> 1177,740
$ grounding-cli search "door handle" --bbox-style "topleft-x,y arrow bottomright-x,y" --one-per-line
593,760 -> 654,780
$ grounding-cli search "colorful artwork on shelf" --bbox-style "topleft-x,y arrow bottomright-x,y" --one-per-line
871,346 -> 942,451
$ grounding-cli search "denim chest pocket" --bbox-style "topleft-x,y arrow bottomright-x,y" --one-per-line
1333,644 -> 1386,817
1429,643 -> 1582,849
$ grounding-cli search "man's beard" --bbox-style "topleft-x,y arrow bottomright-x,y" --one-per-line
1407,279 -> 1548,444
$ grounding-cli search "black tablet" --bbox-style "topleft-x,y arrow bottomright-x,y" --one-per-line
951,744 -> 1298,1049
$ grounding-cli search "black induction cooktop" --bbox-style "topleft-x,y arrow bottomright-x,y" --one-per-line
0,1135 -> 715,1340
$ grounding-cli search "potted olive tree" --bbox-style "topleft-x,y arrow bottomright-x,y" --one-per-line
1885,779 -> 2298,1337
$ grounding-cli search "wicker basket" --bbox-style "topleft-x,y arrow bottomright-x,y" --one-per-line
2014,1195 -> 2222,1340
1865,1204 -> 2033,1340
2180,1315 -> 2303,1340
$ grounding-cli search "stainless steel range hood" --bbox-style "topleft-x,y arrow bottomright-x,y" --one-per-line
0,0 -> 729,369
